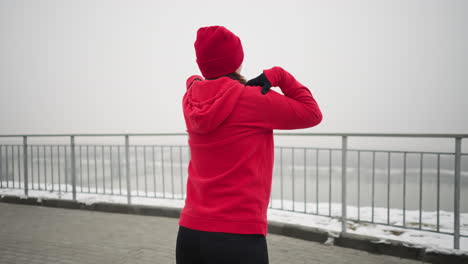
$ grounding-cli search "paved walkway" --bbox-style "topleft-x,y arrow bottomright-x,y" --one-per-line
0,202 -> 427,264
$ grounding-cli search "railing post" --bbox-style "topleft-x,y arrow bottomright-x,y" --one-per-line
23,136 -> 28,196
454,137 -> 461,249
125,135 -> 131,204
71,136 -> 77,201
341,136 -> 348,233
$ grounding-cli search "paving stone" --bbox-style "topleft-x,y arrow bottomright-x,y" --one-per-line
0,202 -> 427,264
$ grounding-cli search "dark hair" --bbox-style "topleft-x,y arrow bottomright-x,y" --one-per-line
207,71 -> 247,85
225,72 -> 247,85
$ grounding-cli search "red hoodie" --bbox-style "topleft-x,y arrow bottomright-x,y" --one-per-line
179,66 -> 322,236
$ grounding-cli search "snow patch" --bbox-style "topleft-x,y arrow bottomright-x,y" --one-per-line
324,237 -> 334,246
425,246 -> 468,256
373,239 -> 391,244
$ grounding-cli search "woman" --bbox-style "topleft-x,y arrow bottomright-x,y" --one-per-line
176,25 -> 322,264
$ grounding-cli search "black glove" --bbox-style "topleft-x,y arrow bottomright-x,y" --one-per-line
245,73 -> 272,95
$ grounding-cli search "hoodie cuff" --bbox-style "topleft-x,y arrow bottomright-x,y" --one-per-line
263,66 -> 284,87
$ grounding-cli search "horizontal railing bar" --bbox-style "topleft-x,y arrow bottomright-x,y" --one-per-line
274,133 -> 468,138
275,146 -> 459,155
0,132 -> 468,138
347,149 -> 456,155
124,144 -> 188,147
0,143 -> 189,147
0,143 -> 464,155
0,133 -> 188,138
277,147 -> 335,151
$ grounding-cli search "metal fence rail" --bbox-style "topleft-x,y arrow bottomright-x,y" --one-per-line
0,133 -> 466,249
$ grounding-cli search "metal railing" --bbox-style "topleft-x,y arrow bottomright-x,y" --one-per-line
0,133 -> 466,249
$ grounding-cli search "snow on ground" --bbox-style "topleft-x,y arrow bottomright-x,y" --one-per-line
268,205 -> 468,255
0,183 -> 185,208
1,182 -> 467,255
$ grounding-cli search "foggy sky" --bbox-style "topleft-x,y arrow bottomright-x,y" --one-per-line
1,0 -> 467,135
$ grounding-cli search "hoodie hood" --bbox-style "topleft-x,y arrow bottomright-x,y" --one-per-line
183,75 -> 244,134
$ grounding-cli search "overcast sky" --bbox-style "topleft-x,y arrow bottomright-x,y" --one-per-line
0,0 -> 467,136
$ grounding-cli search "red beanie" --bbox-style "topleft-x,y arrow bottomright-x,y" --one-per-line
194,26 -> 244,79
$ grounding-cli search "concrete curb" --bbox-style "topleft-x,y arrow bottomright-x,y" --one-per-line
1,195 -> 467,264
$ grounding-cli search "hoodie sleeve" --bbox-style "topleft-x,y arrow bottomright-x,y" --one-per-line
242,67 -> 322,130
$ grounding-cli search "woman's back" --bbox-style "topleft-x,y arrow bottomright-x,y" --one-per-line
180,67 -> 322,236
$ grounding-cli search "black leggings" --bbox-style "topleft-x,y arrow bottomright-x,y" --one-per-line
176,225 -> 269,264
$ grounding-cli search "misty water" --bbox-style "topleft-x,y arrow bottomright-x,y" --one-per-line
1,144 -> 467,214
